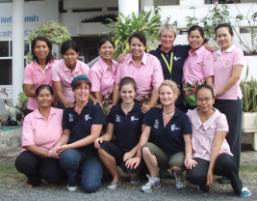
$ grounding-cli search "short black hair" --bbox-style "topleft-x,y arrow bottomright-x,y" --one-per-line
128,32 -> 147,46
35,85 -> 54,97
61,40 -> 79,55
31,36 -> 53,64
98,37 -> 115,49
214,23 -> 234,36
195,84 -> 214,99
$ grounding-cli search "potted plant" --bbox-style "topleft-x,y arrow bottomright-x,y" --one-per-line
27,21 -> 71,60
241,76 -> 257,151
108,8 -> 161,58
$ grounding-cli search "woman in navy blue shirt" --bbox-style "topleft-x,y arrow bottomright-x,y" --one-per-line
53,75 -> 105,193
95,77 -> 144,190
134,80 -> 192,193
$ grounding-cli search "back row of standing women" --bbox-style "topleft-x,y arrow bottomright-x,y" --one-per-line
16,22 -> 251,197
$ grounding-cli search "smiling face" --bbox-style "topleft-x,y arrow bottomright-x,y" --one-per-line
98,41 -> 114,61
196,88 -> 215,113
129,37 -> 146,59
215,27 -> 233,50
63,48 -> 79,69
159,85 -> 178,107
188,30 -> 204,50
37,88 -> 53,108
120,83 -> 136,104
33,40 -> 50,61
160,30 -> 176,50
73,81 -> 90,103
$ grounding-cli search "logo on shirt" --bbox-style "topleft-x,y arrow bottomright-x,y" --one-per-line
115,115 -> 121,123
170,124 -> 180,132
68,113 -> 74,122
174,56 -> 181,61
84,114 -> 92,121
154,119 -> 160,129
131,116 -> 139,122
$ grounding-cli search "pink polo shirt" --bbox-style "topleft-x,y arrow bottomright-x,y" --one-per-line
52,59 -> 90,103
183,46 -> 214,84
115,53 -> 164,100
89,58 -> 118,98
187,108 -> 232,161
23,60 -> 56,110
22,107 -> 63,151
213,45 -> 244,100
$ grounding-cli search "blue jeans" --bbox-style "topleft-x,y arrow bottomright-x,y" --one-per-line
60,149 -> 103,193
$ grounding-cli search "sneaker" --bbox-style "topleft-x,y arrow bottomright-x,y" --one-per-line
66,185 -> 77,192
107,182 -> 119,190
140,174 -> 161,193
241,187 -> 252,198
174,172 -> 184,190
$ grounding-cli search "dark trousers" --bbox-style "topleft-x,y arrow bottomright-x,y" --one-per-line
15,151 -> 65,186
100,141 -> 143,174
214,99 -> 242,172
186,154 -> 242,195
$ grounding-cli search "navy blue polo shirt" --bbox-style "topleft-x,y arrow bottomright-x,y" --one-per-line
62,100 -> 105,156
108,101 -> 143,152
149,45 -> 190,109
143,107 -> 192,156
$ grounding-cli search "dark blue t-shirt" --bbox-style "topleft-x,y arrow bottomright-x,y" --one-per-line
108,101 -> 143,152
62,100 -> 105,156
143,107 -> 192,156
149,45 -> 190,109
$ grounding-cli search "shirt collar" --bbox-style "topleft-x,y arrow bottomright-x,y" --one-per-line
189,45 -> 205,56
216,45 -> 235,55
33,60 -> 51,71
99,57 -> 117,72
117,101 -> 141,114
157,44 -> 173,55
193,108 -> 220,130
63,59 -> 80,73
34,107 -> 56,119
126,53 -> 147,65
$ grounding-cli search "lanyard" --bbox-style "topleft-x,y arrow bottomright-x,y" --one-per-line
161,52 -> 173,74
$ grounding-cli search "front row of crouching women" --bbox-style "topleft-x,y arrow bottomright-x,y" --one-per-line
15,76 -> 251,197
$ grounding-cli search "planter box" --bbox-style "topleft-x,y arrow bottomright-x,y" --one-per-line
242,112 -> 257,151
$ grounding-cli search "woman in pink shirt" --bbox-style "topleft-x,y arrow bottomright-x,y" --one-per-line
213,23 -> 244,173
15,85 -> 65,187
113,32 -> 164,113
183,25 -> 214,108
52,40 -> 90,108
23,36 -> 55,113
186,84 -> 251,197
89,37 -> 118,106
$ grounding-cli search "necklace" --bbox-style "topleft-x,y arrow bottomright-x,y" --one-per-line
163,110 -> 175,115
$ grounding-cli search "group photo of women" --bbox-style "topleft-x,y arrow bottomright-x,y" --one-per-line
15,22 -> 252,198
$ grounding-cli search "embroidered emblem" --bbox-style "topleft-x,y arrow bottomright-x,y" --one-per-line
154,119 -> 160,129
171,124 -> 180,132
68,113 -> 74,122
174,56 -> 181,61
131,116 -> 139,122
84,114 -> 92,121
115,115 -> 121,122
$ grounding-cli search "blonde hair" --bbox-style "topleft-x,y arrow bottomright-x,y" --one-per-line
159,24 -> 177,37
159,80 -> 180,96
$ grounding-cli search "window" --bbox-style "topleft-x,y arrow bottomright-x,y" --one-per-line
0,41 -> 9,57
0,59 -> 12,85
